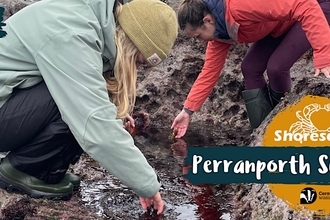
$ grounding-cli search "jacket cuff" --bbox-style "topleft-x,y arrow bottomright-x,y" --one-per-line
183,107 -> 194,115
313,57 -> 330,69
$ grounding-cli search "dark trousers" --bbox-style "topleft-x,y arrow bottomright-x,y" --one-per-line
241,0 -> 330,92
0,82 -> 82,184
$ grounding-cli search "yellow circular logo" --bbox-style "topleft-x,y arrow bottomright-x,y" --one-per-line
263,95 -> 330,216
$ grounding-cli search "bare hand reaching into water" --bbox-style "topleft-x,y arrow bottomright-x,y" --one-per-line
139,192 -> 164,214
171,109 -> 191,138
315,66 -> 330,78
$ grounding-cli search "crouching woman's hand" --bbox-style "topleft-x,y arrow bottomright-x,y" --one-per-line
139,191 -> 164,214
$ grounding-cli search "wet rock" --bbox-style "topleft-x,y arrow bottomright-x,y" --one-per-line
1,197 -> 36,219
1,0 -> 329,219
0,0 -> 33,21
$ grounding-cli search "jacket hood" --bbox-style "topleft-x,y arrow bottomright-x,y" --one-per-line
204,0 -> 230,40
88,0 -> 117,72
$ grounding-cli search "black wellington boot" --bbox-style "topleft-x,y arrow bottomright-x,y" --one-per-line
0,157 -> 73,200
269,87 -> 290,108
242,87 -> 273,129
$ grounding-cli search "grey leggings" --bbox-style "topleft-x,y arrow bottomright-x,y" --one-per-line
241,0 -> 330,92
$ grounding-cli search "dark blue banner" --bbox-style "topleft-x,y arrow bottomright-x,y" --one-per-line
0,7 -> 7,38
184,146 -> 330,185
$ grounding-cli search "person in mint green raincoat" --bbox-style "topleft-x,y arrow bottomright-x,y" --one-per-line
0,0 -> 178,214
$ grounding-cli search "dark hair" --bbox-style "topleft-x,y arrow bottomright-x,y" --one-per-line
177,0 -> 211,30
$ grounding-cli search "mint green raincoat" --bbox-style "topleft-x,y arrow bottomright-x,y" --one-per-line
0,0 -> 161,198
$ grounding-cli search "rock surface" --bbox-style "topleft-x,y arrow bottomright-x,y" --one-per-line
1,0 -> 330,219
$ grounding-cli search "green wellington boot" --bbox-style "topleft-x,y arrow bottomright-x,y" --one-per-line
0,157 -> 73,200
63,172 -> 80,191
242,87 -> 273,129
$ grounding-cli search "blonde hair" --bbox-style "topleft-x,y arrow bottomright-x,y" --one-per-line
103,3 -> 139,120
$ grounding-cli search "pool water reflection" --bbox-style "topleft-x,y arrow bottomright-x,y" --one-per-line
80,127 -> 236,219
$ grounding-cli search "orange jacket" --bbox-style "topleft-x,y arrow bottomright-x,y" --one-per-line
184,0 -> 330,112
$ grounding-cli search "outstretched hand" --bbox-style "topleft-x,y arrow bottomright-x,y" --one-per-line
171,109 -> 191,138
315,66 -> 330,78
124,113 -> 135,132
139,192 -> 164,214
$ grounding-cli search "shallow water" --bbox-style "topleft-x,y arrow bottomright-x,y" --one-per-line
80,127 -> 237,219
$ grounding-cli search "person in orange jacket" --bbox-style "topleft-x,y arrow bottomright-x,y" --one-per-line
171,0 -> 330,137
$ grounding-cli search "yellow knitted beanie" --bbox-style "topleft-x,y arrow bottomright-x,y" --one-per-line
118,0 -> 178,66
